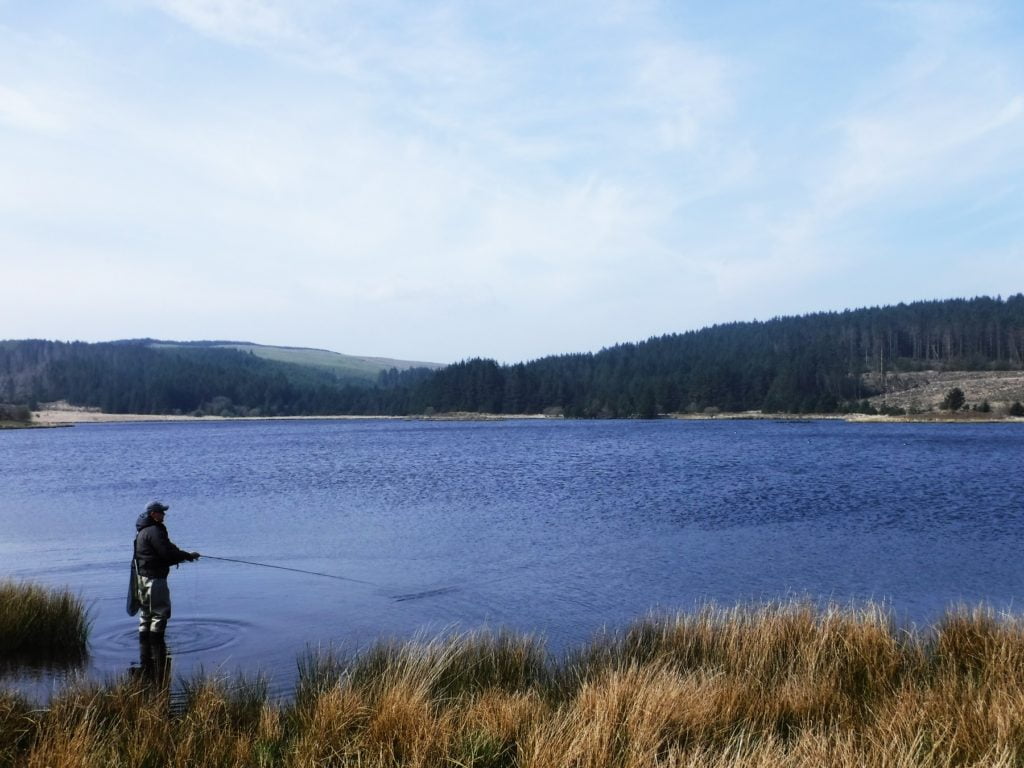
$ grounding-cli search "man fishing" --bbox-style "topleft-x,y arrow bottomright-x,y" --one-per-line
133,501 -> 200,638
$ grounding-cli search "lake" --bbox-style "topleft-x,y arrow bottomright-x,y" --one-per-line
1,418 -> 1022,699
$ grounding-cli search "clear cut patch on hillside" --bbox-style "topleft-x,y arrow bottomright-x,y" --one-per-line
864,370 -> 1024,412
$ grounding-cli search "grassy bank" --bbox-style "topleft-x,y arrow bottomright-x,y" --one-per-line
0,581 -> 90,666
3,601 -> 1024,766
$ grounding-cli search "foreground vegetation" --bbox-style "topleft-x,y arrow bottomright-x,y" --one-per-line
0,403 -> 32,429
0,581 -> 89,666
3,601 -> 1024,766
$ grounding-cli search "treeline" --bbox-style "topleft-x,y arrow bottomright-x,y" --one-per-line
3,295 -> 1023,417
0,403 -> 31,422
404,295 -> 1024,417
0,341 -> 433,416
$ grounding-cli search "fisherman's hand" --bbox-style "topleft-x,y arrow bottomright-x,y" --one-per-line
188,552 -> 201,561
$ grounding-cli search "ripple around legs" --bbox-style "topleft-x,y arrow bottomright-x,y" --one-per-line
92,618 -> 255,658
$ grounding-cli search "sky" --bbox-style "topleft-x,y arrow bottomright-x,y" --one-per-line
2,1 -> 1023,364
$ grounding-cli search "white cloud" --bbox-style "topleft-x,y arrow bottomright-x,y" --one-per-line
824,87 -> 1024,217
0,84 -> 68,134
138,0 -> 507,96
630,42 -> 734,151
698,1 -> 1024,317
145,0 -> 302,48
827,2 -> 1023,207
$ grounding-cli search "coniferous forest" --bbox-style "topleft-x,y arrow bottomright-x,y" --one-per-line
2,295 -> 1023,417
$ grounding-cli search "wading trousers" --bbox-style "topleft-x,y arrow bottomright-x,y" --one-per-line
137,575 -> 171,634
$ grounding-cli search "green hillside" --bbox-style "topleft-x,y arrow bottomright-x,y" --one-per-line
148,342 -> 443,383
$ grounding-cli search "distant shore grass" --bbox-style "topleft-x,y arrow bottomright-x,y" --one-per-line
3,601 -> 1024,766
0,581 -> 90,666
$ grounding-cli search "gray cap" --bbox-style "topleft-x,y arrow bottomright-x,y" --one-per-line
146,501 -> 169,514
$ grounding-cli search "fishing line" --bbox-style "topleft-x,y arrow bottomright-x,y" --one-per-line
202,555 -> 484,604
201,555 -> 379,586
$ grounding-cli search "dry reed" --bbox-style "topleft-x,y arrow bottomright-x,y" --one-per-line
0,580 -> 90,666
3,602 -> 1024,767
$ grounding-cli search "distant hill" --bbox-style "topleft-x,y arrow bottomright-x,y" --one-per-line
3,295 -> 1023,418
145,340 -> 443,383
0,339 -> 440,417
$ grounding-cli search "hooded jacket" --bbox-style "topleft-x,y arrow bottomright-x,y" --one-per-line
135,513 -> 191,578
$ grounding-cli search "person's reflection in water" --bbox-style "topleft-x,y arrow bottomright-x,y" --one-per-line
131,633 -> 171,688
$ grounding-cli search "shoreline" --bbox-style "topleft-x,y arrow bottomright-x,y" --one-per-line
669,411 -> 1024,424
0,420 -> 71,430
29,409 -> 552,426
26,408 -> 1024,426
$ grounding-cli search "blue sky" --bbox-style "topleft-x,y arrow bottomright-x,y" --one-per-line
2,1 -> 1022,363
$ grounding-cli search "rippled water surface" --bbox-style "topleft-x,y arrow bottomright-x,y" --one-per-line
2,418 -> 1022,698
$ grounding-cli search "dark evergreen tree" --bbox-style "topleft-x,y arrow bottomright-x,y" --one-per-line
941,388 -> 966,412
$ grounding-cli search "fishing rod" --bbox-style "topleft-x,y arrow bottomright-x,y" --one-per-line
200,555 -> 379,586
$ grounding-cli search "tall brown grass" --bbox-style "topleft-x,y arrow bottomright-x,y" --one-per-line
0,580 -> 90,666
3,601 -> 1024,767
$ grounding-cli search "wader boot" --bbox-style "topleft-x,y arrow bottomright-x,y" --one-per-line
137,575 -> 171,636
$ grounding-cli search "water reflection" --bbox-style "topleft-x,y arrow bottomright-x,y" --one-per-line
129,634 -> 170,689
0,649 -> 88,679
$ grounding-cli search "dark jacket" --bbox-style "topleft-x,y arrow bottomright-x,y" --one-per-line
135,513 -> 191,578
